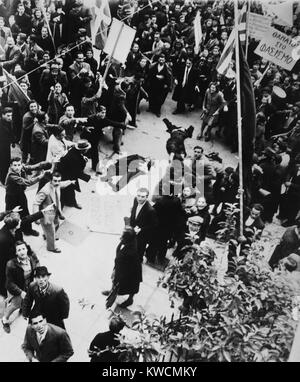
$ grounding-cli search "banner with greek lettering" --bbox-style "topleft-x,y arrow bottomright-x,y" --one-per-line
254,27 -> 300,71
248,12 -> 271,41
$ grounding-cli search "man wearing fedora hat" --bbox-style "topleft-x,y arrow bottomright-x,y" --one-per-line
23,266 -> 70,330
56,139 -> 91,208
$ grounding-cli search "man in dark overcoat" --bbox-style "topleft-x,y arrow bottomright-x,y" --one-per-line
23,266 -> 70,330
129,187 -> 158,263
172,58 -> 198,114
56,140 -> 91,208
147,54 -> 172,117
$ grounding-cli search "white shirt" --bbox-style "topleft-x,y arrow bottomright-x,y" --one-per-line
245,216 -> 255,227
157,64 -> 164,73
36,326 -> 48,345
182,66 -> 191,87
135,202 -> 146,219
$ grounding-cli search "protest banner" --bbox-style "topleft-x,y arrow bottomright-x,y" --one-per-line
254,27 -> 300,71
103,18 -> 136,64
248,12 -> 271,40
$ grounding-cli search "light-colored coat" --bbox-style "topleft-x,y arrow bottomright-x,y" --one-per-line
46,135 -> 74,163
33,181 -> 72,224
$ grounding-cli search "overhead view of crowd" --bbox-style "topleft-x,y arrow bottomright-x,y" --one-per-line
0,0 -> 300,363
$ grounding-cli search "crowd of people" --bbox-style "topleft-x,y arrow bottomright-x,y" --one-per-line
0,0 -> 299,362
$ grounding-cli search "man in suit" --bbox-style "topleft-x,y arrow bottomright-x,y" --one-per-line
23,266 -> 70,330
33,172 -> 74,253
56,140 -> 91,208
39,61 -> 69,111
83,106 -> 126,170
1,36 -> 21,72
129,187 -> 158,263
147,53 -> 172,117
172,58 -> 199,114
244,204 -> 265,238
22,311 -> 73,362
68,51 -> 91,80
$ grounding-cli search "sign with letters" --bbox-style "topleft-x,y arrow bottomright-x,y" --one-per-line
248,12 -> 271,41
254,27 -> 300,71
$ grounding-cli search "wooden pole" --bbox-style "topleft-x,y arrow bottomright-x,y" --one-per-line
245,0 -> 251,60
100,21 -> 125,92
234,0 -> 244,237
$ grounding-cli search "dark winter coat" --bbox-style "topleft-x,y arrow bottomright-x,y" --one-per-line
0,225 -> 23,296
113,240 -> 142,295
172,64 -> 198,104
23,281 -> 70,329
56,147 -> 90,192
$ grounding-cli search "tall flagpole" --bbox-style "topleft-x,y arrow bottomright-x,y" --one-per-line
234,0 -> 244,237
245,0 -> 250,60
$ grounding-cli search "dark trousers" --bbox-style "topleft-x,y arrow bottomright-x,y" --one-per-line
5,193 -> 32,233
61,184 -> 77,208
0,148 -> 10,184
176,100 -> 186,113
90,141 -> 100,171
137,234 -> 156,262
279,193 -> 300,223
112,127 -> 123,153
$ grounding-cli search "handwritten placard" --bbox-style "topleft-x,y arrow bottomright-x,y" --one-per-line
254,27 -> 300,70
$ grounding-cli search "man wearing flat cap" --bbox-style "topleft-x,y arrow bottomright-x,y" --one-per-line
23,266 -> 70,330
173,215 -> 204,259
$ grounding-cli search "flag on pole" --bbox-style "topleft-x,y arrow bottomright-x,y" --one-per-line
94,0 -> 112,51
194,11 -> 202,55
216,4 -> 248,76
216,28 -> 236,76
3,68 -> 30,108
239,38 -> 256,203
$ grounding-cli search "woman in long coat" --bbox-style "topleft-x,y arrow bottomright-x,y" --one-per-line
110,227 -> 142,309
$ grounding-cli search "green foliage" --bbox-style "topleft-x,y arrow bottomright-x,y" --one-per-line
113,203 -> 298,362
157,242 -> 298,362
216,203 -> 240,243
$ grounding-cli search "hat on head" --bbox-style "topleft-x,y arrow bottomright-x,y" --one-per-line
188,216 -> 203,225
75,139 -> 91,151
34,266 -> 51,277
